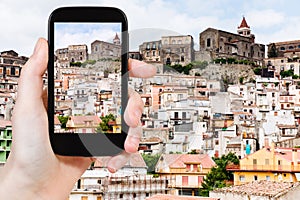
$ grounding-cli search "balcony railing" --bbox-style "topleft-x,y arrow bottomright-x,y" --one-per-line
227,164 -> 300,172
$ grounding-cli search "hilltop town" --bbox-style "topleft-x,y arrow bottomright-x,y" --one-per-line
2,17 -> 300,199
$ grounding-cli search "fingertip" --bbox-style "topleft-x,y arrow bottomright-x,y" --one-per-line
125,136 -> 139,153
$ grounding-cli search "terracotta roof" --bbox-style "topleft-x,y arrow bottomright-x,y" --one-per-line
94,153 -> 147,168
68,115 -> 101,126
0,120 -> 11,128
114,33 -> 120,40
213,180 -> 300,197
238,16 -> 250,28
140,137 -> 162,144
146,194 -> 219,200
159,154 -> 216,169
54,115 -> 61,125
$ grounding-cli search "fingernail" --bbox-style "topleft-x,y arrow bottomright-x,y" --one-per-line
33,38 -> 42,55
108,167 -> 116,173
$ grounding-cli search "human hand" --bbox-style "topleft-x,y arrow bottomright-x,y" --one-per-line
0,38 -> 156,199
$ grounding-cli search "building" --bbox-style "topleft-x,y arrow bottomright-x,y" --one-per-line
69,153 -> 171,200
65,115 -> 101,133
139,35 -> 194,65
55,44 -> 88,68
199,17 -> 265,65
155,154 -> 216,196
0,119 -> 12,166
226,144 -> 300,185
210,180 -> 300,200
89,33 -> 121,60
146,194 -> 219,200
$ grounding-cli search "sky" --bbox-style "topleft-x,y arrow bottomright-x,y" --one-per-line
54,23 -> 121,52
1,0 -> 300,56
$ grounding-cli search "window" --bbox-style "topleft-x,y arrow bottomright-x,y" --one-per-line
254,175 -> 258,181
133,193 -> 136,198
265,159 -> 269,165
181,56 -> 185,62
182,112 -> 186,119
152,43 -> 156,49
152,51 -> 156,56
207,38 -> 211,47
172,40 -> 176,44
280,47 -> 286,51
182,176 -> 188,186
146,51 -> 150,57
146,193 -> 149,197
253,159 -> 257,165
146,43 -> 150,49
239,175 -> 245,181
266,175 -> 270,181
81,196 -> 88,200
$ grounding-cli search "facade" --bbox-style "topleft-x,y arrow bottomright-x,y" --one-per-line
155,154 -> 215,196
89,34 -> 121,61
210,180 -> 300,200
199,17 -> 265,65
69,153 -> 171,200
139,35 -> 194,65
55,44 -> 88,68
146,194 -> 219,200
0,120 -> 12,165
227,144 -> 300,185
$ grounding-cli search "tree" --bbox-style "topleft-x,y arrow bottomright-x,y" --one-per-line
199,152 -> 239,197
141,154 -> 161,173
280,69 -> 294,78
57,115 -> 69,128
96,113 -> 115,133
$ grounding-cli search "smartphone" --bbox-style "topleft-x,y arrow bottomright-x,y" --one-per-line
48,7 -> 128,156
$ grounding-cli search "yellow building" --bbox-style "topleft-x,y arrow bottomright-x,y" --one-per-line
227,143 -> 300,185
155,154 -> 216,196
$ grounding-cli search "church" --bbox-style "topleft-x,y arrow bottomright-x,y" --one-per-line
199,17 -> 265,65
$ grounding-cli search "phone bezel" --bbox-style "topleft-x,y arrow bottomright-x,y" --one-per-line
48,7 -> 128,156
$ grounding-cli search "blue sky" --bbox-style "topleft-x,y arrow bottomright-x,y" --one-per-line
0,0 -> 300,55
54,23 -> 121,51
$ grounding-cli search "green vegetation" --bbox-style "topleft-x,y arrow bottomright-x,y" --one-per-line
253,67 -> 262,75
214,58 -> 255,66
239,77 -> 244,84
57,115 -> 69,128
141,154 -> 161,173
169,61 -> 208,75
70,61 -> 82,67
81,60 -> 96,67
96,113 -> 115,133
199,152 -> 239,197
280,69 -> 294,78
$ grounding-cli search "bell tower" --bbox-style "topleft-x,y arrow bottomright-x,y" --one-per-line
237,16 -> 251,37
113,33 -> 120,45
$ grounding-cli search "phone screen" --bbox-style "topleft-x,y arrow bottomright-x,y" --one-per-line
53,22 -> 122,134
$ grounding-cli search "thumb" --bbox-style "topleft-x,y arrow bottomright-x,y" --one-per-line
15,38 -> 48,112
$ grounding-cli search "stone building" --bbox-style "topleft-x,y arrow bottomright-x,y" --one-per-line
89,33 -> 121,60
199,17 -> 265,65
55,44 -> 88,68
139,35 -> 194,65
139,40 -> 162,63
268,40 -> 300,58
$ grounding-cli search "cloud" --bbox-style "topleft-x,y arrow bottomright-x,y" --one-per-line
246,9 -> 285,29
